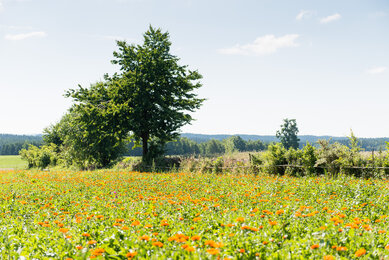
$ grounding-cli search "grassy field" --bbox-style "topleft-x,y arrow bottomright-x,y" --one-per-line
0,169 -> 388,259
0,155 -> 27,169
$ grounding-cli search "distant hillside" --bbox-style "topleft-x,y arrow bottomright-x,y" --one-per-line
181,133 -> 389,151
1,133 -> 388,155
181,133 -> 345,143
0,134 -> 43,155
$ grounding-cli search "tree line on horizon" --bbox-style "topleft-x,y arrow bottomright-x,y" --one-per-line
2,133 -> 387,156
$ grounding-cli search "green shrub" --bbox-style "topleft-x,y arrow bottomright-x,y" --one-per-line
259,143 -> 288,175
19,143 -> 59,169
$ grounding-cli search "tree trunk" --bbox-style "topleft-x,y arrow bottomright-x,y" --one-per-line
141,133 -> 149,162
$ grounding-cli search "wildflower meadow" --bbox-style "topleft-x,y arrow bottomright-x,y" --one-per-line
0,169 -> 388,259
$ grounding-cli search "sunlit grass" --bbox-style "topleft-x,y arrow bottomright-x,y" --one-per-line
0,155 -> 27,169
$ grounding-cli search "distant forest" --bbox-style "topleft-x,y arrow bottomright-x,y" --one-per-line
0,134 -> 42,155
0,133 -> 388,156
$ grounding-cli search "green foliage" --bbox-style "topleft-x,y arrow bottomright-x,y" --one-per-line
259,143 -> 288,175
106,26 -> 204,163
224,136 -> 246,154
19,144 -> 58,169
212,156 -> 224,174
276,118 -> 300,149
301,143 -> 318,175
202,139 -> 226,156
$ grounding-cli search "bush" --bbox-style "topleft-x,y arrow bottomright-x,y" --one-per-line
19,144 -> 59,169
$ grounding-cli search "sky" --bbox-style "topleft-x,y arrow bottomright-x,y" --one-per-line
0,0 -> 388,137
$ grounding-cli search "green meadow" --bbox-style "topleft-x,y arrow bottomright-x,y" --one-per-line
0,155 -> 27,169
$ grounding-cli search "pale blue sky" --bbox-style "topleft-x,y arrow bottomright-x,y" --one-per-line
0,0 -> 388,137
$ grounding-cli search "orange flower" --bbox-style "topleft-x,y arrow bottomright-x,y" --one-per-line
355,248 -> 366,257
323,256 -> 335,260
140,235 -> 150,241
191,235 -> 201,241
131,220 -> 140,226
126,251 -> 137,258
91,248 -> 104,256
235,217 -> 245,222
206,248 -> 220,255
152,241 -> 163,247
59,228 -> 69,233
311,244 -> 319,249
185,246 -> 195,252
276,209 -> 284,215
82,233 -> 90,237
76,245 -> 83,250
88,240 -> 97,245
336,246 -> 347,251
239,249 -> 245,253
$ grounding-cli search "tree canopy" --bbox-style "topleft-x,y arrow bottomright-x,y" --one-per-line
59,26 -> 204,166
276,118 -> 300,149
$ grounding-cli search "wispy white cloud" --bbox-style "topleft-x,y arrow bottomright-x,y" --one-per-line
296,10 -> 315,20
219,34 -> 299,56
320,13 -> 341,24
366,66 -> 388,75
5,31 -> 47,40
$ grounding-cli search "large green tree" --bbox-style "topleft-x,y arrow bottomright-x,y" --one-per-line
276,118 -> 300,149
67,26 -> 204,163
108,26 -> 204,162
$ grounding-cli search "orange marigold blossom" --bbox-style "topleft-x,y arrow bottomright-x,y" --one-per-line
59,228 -> 69,233
336,246 -> 347,251
131,220 -> 140,226
140,235 -> 150,241
310,244 -> 319,249
323,256 -> 335,260
206,248 -> 220,255
126,251 -> 137,258
191,235 -> 201,241
185,246 -> 195,252
355,248 -> 366,257
88,240 -> 97,245
152,241 -> 163,247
